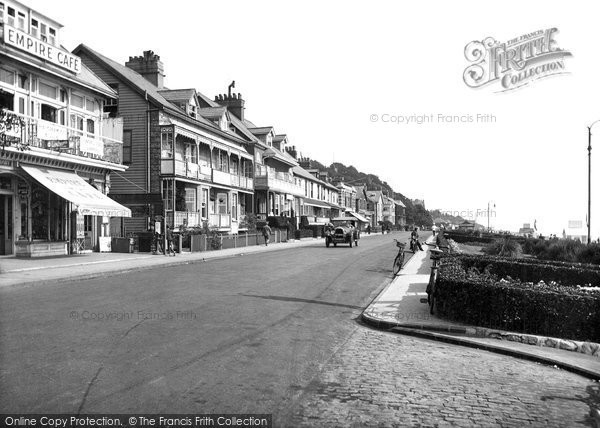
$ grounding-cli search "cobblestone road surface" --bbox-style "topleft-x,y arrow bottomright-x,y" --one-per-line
284,327 -> 599,427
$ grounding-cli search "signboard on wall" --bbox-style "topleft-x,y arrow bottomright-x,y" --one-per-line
3,25 -> 82,73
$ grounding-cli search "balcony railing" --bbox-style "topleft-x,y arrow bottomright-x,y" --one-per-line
174,211 -> 202,227
254,165 -> 303,195
1,111 -> 123,164
212,169 -> 253,190
209,213 -> 231,228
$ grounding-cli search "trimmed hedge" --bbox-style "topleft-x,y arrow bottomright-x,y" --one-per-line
450,254 -> 600,286
435,255 -> 600,341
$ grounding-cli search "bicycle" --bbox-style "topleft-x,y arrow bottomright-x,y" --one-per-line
424,243 -> 448,314
392,239 -> 407,276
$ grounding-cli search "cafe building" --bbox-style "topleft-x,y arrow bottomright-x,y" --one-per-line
0,0 -> 130,256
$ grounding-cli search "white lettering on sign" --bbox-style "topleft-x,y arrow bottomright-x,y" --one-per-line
4,26 -> 81,74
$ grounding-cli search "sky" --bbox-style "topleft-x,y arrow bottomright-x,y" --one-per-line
25,0 -> 600,239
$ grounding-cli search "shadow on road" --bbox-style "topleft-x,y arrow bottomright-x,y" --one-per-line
239,293 -> 362,310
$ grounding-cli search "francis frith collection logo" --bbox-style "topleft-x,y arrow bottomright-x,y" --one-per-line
463,28 -> 572,92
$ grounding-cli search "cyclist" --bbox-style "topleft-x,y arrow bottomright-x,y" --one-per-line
411,227 -> 424,251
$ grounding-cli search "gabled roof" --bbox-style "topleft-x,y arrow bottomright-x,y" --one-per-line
394,199 -> 406,208
197,91 -> 220,108
248,126 -> 275,136
264,147 -> 297,167
227,113 -> 262,143
158,88 -> 196,103
273,134 -> 287,143
197,107 -> 227,120
243,118 -> 258,128
72,44 -> 247,141
365,190 -> 383,203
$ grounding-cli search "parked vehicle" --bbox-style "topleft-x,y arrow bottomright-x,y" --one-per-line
325,218 -> 360,248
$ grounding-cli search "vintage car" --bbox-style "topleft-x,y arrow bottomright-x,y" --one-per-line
325,218 -> 360,248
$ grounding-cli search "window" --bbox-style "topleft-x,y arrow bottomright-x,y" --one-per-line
232,193 -> 238,220
18,74 -> 27,89
39,82 -> 58,99
17,11 -> 24,30
104,84 -> 118,117
31,19 -> 38,37
217,193 -> 228,215
0,3 -> 4,22
18,98 -> 24,114
86,118 -> 94,134
41,104 -> 57,123
71,94 -> 84,109
162,180 -> 173,211
0,68 -> 14,85
185,144 -> 196,164
59,110 -> 65,125
60,90 -> 67,102
7,7 -> 14,27
84,215 -> 93,233
40,22 -> 47,42
85,98 -> 95,112
185,188 -> 196,212
48,27 -> 56,45
122,130 -> 132,164
201,189 -> 208,218
161,130 -> 173,159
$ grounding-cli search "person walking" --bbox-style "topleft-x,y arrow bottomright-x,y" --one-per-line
366,224 -> 371,235
166,226 -> 175,256
262,224 -> 272,246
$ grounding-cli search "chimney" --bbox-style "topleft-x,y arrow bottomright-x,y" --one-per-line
125,51 -> 165,88
214,81 -> 245,121
298,157 -> 311,169
285,145 -> 298,160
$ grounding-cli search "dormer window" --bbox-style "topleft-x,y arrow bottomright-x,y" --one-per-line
188,104 -> 196,118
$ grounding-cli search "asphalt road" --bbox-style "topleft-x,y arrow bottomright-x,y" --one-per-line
1,230 -> 597,426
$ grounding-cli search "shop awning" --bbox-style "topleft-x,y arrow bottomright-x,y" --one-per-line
22,165 -> 131,217
302,197 -> 330,209
345,211 -> 370,223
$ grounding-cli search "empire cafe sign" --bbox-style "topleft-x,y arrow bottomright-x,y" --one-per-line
3,25 -> 81,74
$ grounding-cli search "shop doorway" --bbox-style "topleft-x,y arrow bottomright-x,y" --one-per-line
0,194 -> 13,255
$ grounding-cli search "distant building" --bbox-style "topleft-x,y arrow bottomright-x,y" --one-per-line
394,199 -> 406,227
565,220 -> 588,244
412,199 -> 425,209
518,223 -> 536,237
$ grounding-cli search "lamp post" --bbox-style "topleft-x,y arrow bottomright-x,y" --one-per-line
487,201 -> 495,233
587,120 -> 600,244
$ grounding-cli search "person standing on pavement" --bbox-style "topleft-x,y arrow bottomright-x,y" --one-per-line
262,224 -> 272,246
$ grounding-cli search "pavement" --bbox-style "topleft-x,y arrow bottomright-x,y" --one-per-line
0,236 -> 334,288
361,236 -> 600,380
0,232 -> 393,288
